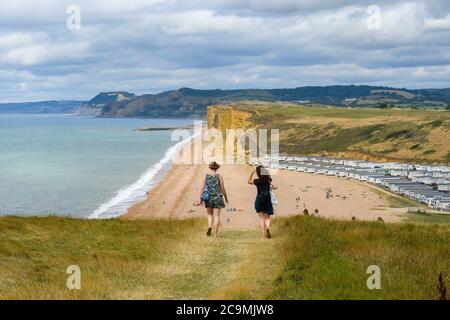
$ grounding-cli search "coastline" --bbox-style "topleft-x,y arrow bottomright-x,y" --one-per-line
90,131 -> 196,219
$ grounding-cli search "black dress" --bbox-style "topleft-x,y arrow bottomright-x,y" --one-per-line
253,178 -> 274,215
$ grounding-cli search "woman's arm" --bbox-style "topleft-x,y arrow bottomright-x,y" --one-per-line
248,171 -> 255,185
271,182 -> 278,190
219,175 -> 229,203
199,176 -> 206,203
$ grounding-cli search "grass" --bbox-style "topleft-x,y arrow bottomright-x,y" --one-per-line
284,124 -> 384,154
368,186 -> 426,209
229,103 -> 450,163
0,216 -> 203,299
0,215 -> 449,300
406,212 -> 450,225
264,216 -> 450,299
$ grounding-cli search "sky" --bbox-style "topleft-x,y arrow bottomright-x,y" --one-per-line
0,0 -> 449,102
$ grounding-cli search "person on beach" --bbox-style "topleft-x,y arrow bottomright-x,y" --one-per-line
248,165 -> 277,239
200,161 -> 229,238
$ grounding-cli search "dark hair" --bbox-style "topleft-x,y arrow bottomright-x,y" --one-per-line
209,161 -> 220,171
256,165 -> 271,183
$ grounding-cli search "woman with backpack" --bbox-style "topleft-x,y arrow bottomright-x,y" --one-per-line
248,165 -> 277,239
200,161 -> 229,238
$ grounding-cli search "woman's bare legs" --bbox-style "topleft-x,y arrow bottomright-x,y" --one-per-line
207,208 -> 214,227
258,212 -> 266,237
206,208 -> 221,238
213,208 -> 221,238
206,208 -> 213,236
264,215 -> 271,230
264,214 -> 272,239
257,213 -> 272,238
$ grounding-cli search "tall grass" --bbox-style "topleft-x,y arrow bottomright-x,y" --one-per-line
0,216 -> 202,299
267,216 -> 450,299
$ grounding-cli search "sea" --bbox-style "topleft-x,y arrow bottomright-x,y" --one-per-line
0,114 -> 195,219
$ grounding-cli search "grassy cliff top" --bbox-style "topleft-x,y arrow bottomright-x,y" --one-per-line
223,103 -> 450,163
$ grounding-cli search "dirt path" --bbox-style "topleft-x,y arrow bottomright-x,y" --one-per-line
120,227 -> 270,299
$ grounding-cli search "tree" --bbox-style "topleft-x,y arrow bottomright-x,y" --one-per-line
446,105 -> 450,111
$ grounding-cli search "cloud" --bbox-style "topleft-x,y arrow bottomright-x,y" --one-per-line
0,0 -> 449,102
425,13 -> 450,30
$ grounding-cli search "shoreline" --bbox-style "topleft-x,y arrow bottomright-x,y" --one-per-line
90,133 -> 196,219
134,125 -> 194,132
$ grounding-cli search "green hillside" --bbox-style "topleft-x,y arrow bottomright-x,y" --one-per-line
88,85 -> 450,118
236,103 -> 450,163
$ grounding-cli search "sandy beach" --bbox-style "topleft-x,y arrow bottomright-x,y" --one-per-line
125,162 -> 407,227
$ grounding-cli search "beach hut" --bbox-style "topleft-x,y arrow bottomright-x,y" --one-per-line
438,184 -> 450,192
306,167 -> 316,174
326,169 -> 338,176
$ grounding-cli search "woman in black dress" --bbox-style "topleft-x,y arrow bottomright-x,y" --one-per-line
248,165 -> 277,239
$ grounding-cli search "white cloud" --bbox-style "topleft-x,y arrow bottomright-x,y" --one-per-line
0,39 -> 90,67
425,14 -> 450,30
0,0 -> 449,101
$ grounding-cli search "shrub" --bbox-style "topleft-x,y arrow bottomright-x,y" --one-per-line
385,130 -> 411,140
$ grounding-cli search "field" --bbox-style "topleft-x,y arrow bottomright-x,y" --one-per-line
232,103 -> 450,163
1,215 -> 448,300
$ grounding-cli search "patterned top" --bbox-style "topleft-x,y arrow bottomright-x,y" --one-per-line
204,174 -> 225,209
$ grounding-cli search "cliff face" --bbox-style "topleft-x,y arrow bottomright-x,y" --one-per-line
207,106 -> 252,132
207,106 -> 255,162
100,90 -> 211,118
79,92 -> 135,116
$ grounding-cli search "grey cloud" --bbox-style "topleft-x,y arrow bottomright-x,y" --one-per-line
0,0 -> 449,102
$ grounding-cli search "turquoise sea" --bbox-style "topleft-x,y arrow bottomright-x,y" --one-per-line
0,114 -> 194,218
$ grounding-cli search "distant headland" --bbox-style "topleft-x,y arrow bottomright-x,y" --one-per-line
1,85 -> 449,118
